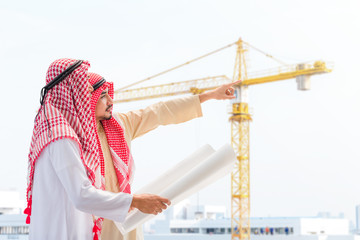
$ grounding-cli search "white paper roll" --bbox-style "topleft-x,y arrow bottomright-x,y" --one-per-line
135,144 -> 215,195
159,144 -> 235,204
115,144 -> 236,234
115,144 -> 215,234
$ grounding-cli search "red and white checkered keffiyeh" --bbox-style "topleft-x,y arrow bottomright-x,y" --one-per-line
25,58 -> 105,240
88,72 -> 134,195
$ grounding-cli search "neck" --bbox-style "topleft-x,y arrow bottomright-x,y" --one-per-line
96,120 -> 103,131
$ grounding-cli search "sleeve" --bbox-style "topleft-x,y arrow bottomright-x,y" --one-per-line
116,95 -> 203,140
50,138 -> 132,223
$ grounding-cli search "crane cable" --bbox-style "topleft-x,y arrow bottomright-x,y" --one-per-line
243,41 -> 287,66
117,41 -> 237,92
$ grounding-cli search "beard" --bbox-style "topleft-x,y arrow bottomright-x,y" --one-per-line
103,105 -> 113,120
104,112 -> 112,120
98,111 -> 112,121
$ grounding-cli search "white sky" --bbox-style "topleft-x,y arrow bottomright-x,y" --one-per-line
1,0 -> 360,225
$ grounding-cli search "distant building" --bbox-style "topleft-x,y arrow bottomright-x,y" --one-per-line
145,204 -> 358,240
0,214 -> 28,239
0,191 -> 24,215
0,191 -> 28,239
356,205 -> 360,233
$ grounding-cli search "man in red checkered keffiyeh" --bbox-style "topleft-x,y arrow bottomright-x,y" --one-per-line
87,72 -> 136,239
85,72 -> 240,239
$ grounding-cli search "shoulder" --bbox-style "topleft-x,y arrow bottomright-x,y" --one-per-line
48,138 -> 81,156
47,138 -> 83,172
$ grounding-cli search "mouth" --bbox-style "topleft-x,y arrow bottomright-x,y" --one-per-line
106,106 -> 113,112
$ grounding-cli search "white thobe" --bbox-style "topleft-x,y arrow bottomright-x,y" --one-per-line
29,139 -> 133,240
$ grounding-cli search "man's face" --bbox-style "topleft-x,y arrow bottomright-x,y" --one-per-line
95,88 -> 113,121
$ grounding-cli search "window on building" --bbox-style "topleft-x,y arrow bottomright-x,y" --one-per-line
250,226 -> 294,235
170,228 -> 200,234
0,226 -> 29,235
251,228 -> 260,235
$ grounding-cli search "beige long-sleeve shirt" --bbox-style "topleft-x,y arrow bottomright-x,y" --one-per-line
100,95 -> 202,240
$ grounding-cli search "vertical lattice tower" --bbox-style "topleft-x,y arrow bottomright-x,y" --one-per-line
230,38 -> 252,240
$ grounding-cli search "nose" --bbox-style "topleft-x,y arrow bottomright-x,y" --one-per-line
107,94 -> 113,105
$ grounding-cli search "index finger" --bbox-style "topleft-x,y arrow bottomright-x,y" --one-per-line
226,80 -> 241,87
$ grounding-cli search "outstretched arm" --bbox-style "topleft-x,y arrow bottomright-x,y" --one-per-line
118,96 -> 203,140
199,80 -> 241,103
116,81 -> 240,140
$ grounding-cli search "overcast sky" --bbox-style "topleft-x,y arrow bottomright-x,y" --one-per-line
1,0 -> 359,224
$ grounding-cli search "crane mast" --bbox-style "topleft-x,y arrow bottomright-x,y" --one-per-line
230,39 -> 251,240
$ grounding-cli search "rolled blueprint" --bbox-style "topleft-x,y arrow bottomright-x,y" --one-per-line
115,144 -> 215,234
116,143 -> 236,234
135,144 -> 215,195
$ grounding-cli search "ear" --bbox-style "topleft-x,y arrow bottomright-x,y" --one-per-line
88,82 -> 94,93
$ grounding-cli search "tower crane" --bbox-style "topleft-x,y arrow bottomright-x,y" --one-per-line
114,38 -> 333,240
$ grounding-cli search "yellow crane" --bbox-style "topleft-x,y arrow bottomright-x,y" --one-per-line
114,38 -> 333,240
